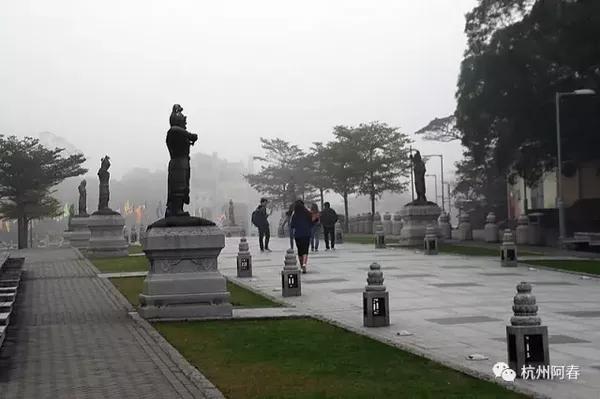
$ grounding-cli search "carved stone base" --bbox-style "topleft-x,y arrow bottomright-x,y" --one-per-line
398,204 -> 442,246
138,224 -> 232,320
69,216 -> 91,250
87,213 -> 127,257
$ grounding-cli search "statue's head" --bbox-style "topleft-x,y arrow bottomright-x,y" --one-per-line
101,156 -> 111,170
170,104 -> 187,128
81,179 -> 86,187
413,150 -> 422,161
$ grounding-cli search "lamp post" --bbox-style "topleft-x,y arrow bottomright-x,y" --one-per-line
555,89 -> 596,245
425,174 -> 438,204
424,154 -> 445,212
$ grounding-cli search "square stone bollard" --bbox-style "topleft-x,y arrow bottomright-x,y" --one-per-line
383,212 -> 393,235
506,282 -> 549,378
424,226 -> 438,255
392,212 -> 403,236
501,229 -> 518,267
374,224 -> 386,248
335,221 -> 344,244
236,237 -> 252,278
484,212 -> 499,243
438,212 -> 451,241
363,262 -> 389,327
515,214 -> 529,245
281,249 -> 301,297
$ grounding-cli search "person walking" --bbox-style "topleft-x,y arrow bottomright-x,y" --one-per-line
251,198 -> 271,252
309,203 -> 321,252
320,202 -> 338,250
290,199 -> 313,273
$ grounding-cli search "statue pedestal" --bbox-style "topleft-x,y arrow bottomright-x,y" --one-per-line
222,224 -> 243,238
69,215 -> 91,250
87,211 -> 127,257
138,219 -> 232,320
398,203 -> 442,246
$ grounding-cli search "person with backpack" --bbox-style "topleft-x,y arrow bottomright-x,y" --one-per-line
309,203 -> 321,252
320,202 -> 338,250
252,198 -> 271,252
290,199 -> 313,273
285,203 -> 295,249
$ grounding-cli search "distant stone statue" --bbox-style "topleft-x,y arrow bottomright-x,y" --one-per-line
78,179 -> 87,216
228,199 -> 235,225
412,150 -> 427,203
97,156 -> 111,211
165,104 -> 198,217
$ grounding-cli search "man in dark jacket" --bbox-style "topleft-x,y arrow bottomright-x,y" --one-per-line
320,202 -> 338,250
252,198 -> 271,252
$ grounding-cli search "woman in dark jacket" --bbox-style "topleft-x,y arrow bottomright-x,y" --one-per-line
290,199 -> 313,273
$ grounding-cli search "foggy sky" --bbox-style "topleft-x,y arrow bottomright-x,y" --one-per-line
1,0 -> 476,179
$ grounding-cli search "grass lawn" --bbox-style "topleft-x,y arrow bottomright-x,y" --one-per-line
154,318 -> 527,399
90,256 -> 149,273
523,259 -> 600,276
128,245 -> 144,255
109,276 -> 281,308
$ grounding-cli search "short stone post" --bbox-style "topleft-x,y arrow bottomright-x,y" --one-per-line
236,237 -> 252,278
335,221 -> 344,244
281,249 -> 301,297
363,262 -> 390,327
374,224 -> 386,248
438,212 -> 451,240
484,212 -> 499,243
501,229 -> 518,267
357,214 -> 364,234
515,214 -> 529,245
456,213 -> 473,241
392,212 -> 403,236
383,212 -> 393,235
506,282 -> 549,378
423,225 -> 438,255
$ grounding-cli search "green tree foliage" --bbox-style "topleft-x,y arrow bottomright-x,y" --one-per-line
305,142 -> 332,208
0,135 -> 87,248
353,122 -> 411,221
414,115 -> 460,143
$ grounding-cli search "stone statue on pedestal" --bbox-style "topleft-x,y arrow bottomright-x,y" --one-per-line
165,104 -> 198,218
78,180 -> 87,216
97,156 -> 111,211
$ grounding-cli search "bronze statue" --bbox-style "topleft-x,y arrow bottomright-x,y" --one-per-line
228,199 -> 235,225
411,150 -> 427,203
78,179 -> 87,216
165,104 -> 198,217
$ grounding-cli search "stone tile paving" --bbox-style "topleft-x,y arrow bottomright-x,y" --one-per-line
221,237 -> 600,399
0,248 -> 223,399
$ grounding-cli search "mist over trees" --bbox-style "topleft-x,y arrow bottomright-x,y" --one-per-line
245,122 -> 412,229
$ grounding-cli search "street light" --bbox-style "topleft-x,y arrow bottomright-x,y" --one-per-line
424,154 -> 445,212
555,88 -> 596,245
425,174 -> 438,204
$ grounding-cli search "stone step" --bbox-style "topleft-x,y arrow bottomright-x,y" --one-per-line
0,302 -> 13,312
0,279 -> 19,287
0,287 -> 17,294
0,312 -> 11,325
0,325 -> 6,347
0,294 -> 15,302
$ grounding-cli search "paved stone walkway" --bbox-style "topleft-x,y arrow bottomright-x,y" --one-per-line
0,248 -> 222,399
221,237 -> 600,399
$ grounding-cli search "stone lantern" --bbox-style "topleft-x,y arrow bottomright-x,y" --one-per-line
424,225 -> 438,255
363,262 -> 390,327
375,224 -> 386,248
438,212 -> 451,240
456,213 -> 473,241
281,249 -> 301,297
506,282 -> 549,378
515,214 -> 529,245
501,229 -> 518,267
335,221 -> 344,244
236,237 -> 252,278
383,212 -> 393,235
484,212 -> 499,242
